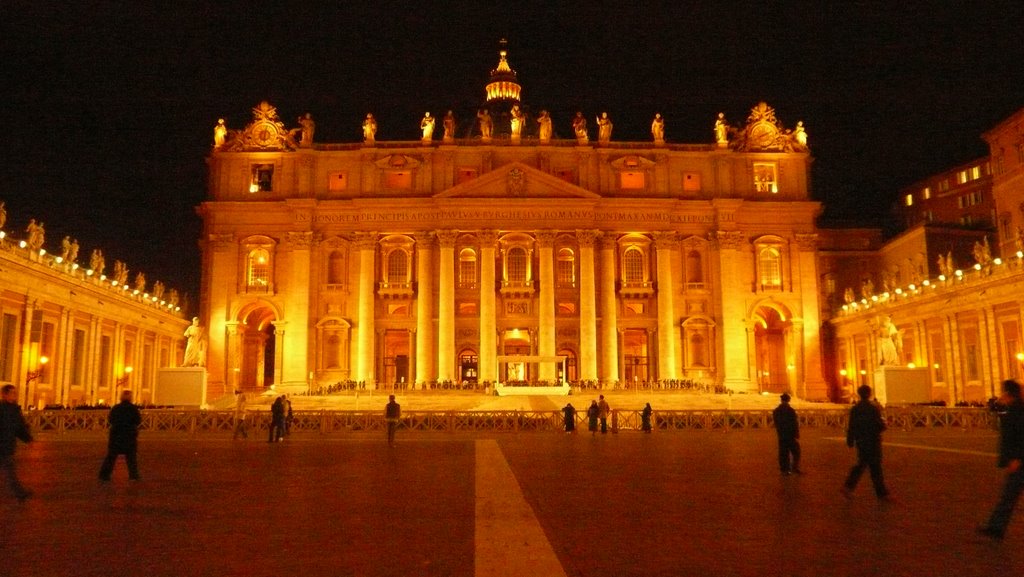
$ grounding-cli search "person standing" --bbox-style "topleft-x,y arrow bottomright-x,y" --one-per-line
598,395 -> 611,434
268,396 -> 285,443
231,390 -> 248,440
0,384 -> 33,501
586,400 -> 600,435
99,390 -> 142,481
284,395 -> 294,437
773,393 -> 801,474
978,380 -> 1024,540
384,395 -> 401,447
562,403 -> 576,434
641,403 -> 653,433
842,385 -> 889,499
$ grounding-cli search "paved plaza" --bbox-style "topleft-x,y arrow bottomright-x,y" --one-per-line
1,426 -> 1020,577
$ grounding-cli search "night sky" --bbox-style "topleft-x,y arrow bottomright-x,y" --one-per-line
2,2 -> 1022,303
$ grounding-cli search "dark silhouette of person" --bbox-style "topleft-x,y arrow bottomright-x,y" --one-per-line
284,395 -> 294,437
979,379 -> 1024,539
269,396 -> 285,443
384,395 -> 401,447
99,390 -> 142,481
598,395 -> 611,433
641,403 -> 653,433
562,403 -> 576,433
586,401 -> 600,435
0,384 -> 33,500
842,385 -> 889,499
773,393 -> 801,474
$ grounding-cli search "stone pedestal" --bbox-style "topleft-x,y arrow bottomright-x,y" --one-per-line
873,366 -> 930,406
156,367 -> 208,407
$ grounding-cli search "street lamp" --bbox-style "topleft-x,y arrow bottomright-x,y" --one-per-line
26,356 -> 49,385
117,366 -> 133,388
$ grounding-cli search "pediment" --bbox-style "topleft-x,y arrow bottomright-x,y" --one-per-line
434,162 -> 601,200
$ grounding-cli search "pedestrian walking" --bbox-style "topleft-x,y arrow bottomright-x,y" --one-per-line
978,379 -> 1024,540
641,403 -> 653,433
562,403 -> 576,433
0,384 -> 33,501
586,400 -> 600,435
841,385 -> 889,499
268,396 -> 285,443
598,395 -> 611,434
773,393 -> 801,474
384,395 -> 401,447
231,390 -> 248,440
99,390 -> 142,481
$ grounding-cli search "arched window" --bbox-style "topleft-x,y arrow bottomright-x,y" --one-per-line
507,247 -> 528,284
327,250 -> 345,285
386,250 -> 409,286
686,250 -> 703,289
557,248 -> 576,287
759,247 -> 782,290
459,248 -> 477,289
247,248 -> 270,287
622,248 -> 645,284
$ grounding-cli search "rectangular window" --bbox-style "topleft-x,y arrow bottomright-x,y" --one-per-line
458,260 -> 477,289
939,179 -> 949,192
904,194 -> 913,207
99,335 -> 112,387
385,171 -> 413,189
0,313 -> 17,382
620,171 -> 645,190
71,329 -> 86,386
971,165 -> 981,180
922,187 -> 931,200
251,164 -> 274,192
957,170 -> 968,185
683,172 -> 701,192
557,259 -> 575,287
753,163 -> 778,193
960,215 -> 974,226
328,171 -> 348,191
40,322 -> 55,383
929,331 -> 945,383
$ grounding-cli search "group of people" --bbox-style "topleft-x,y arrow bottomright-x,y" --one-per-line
559,396 -> 655,435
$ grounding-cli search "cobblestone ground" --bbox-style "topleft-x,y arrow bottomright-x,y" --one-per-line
0,428 -> 1019,577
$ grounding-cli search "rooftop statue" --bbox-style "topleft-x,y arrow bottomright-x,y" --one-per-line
572,112 -> 588,144
510,105 -> 525,139
793,121 -> 808,148
296,113 -> 315,147
134,272 -> 146,293
362,114 -> 377,144
420,112 -> 435,142
443,110 -> 455,142
477,110 -> 493,140
596,112 -> 613,143
68,238 -> 79,264
26,219 -> 44,251
90,249 -> 105,276
213,118 -> 227,149
153,281 -> 165,301
714,112 -> 728,146
651,113 -> 665,144
537,110 -> 552,143
60,236 -> 72,259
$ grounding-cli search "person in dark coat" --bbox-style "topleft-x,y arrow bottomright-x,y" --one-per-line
384,395 -> 401,447
269,396 -> 285,443
641,403 -> 653,433
773,393 -> 801,474
979,380 -> 1024,539
99,390 -> 142,481
0,384 -> 33,500
283,395 -> 294,437
586,401 -> 600,435
562,403 -> 576,433
842,385 -> 889,499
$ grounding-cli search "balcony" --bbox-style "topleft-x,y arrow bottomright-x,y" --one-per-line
619,280 -> 654,298
378,281 -> 414,299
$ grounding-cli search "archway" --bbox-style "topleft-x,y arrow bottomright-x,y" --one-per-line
753,305 -> 792,393
239,305 -> 277,391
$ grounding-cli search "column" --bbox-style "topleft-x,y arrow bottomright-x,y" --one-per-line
414,232 -> 434,387
599,236 -> 620,383
436,230 -> 458,382
654,232 -> 678,381
479,231 -> 498,384
355,233 -> 377,385
225,321 -> 242,392
282,232 -> 313,386
537,231 -> 557,381
794,234 -> 827,399
86,315 -> 100,403
273,322 -> 287,386
55,308 -> 71,405
577,230 -> 600,382
716,231 -> 755,392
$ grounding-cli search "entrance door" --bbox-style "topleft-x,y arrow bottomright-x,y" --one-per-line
754,306 -> 790,393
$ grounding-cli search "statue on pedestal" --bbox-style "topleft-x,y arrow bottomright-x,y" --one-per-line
26,219 -> 44,251
153,280 -> 165,301
477,110 -> 493,140
68,239 -> 79,264
134,272 -> 146,293
420,112 -> 435,141
572,112 -> 588,144
443,110 -> 456,142
296,113 -> 315,147
362,114 -> 377,144
60,236 -> 72,260
182,317 -> 207,368
793,121 -> 808,148
651,113 -> 665,144
878,315 -> 900,366
596,112 -> 613,143
537,110 -> 552,143
213,118 -> 227,149
714,112 -> 729,146
90,249 -> 105,276
510,105 -> 525,139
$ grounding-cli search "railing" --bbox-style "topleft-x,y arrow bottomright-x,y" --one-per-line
24,406 -> 998,435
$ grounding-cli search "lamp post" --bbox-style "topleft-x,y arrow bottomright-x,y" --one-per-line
117,366 -> 133,390
25,355 -> 48,408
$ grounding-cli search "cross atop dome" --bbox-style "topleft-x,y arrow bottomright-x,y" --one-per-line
485,39 -> 521,104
